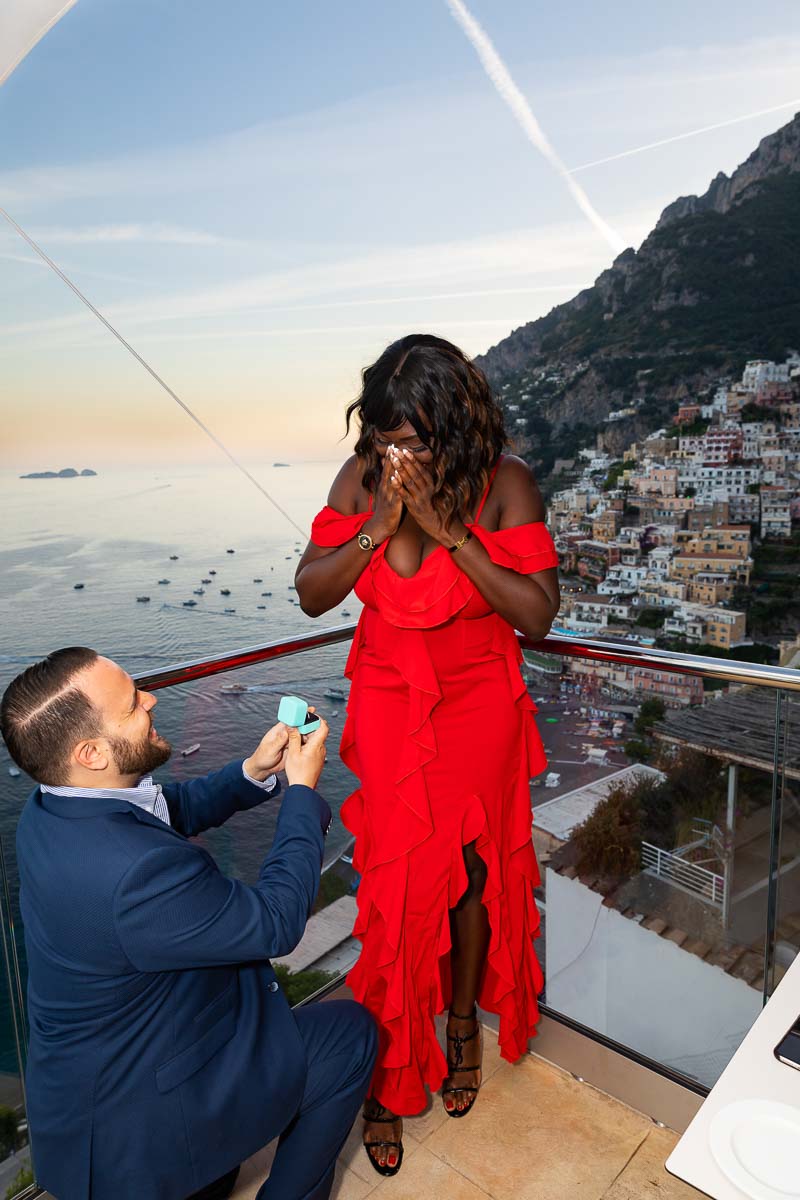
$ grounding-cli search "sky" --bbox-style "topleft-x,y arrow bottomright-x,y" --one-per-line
1,0 -> 799,467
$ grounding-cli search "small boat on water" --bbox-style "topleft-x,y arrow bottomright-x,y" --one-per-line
287,585 -> 296,591
73,583 -> 85,590
220,588 -> 231,596
341,609 -> 351,617
220,683 -> 247,694
224,607 -> 236,613
284,556 -> 292,560
226,548 -> 235,554
8,766 -> 20,778
201,578 -> 212,584
209,569 -> 217,575
193,588 -> 205,595
169,555 -> 179,560
136,596 -> 151,603
182,600 -> 197,607
325,688 -> 347,701
257,605 -> 266,610
158,578 -> 170,585
181,743 -> 200,757
261,591 -> 272,597
253,577 -> 263,583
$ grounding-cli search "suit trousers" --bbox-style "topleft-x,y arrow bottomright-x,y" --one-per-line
257,999 -> 377,1200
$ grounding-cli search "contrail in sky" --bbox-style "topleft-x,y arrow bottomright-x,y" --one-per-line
569,98 -> 800,173
444,0 -> 626,255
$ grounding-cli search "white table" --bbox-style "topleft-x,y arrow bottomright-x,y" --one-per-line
667,950 -> 800,1198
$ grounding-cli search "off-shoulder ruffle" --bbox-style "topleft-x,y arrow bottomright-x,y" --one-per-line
310,505 -> 371,547
469,521 -> 559,574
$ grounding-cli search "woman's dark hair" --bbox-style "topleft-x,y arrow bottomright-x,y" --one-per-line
0,647 -> 101,786
345,333 -> 508,524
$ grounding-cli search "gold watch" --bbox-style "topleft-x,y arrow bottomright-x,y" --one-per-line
357,531 -> 376,552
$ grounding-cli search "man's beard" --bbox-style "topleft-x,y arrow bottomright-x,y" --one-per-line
108,729 -> 172,777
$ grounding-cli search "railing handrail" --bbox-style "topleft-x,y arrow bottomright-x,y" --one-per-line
133,624 -> 800,693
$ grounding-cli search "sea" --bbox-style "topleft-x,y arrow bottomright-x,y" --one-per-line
0,460 -> 361,1078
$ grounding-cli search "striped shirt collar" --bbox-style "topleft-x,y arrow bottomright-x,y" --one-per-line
41,776 -> 171,825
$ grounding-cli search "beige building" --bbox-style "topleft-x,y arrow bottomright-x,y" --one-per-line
670,552 -> 751,588
632,467 -> 678,497
591,509 -> 622,542
663,604 -> 747,649
673,526 -> 751,559
686,574 -> 735,606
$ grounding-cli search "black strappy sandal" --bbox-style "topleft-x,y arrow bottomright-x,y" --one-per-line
362,1098 -> 404,1177
442,1006 -> 483,1119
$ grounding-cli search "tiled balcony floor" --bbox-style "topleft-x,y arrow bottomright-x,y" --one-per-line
232,1020 -> 705,1200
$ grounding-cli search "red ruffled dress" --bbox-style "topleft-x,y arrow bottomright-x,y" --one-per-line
310,471 -> 559,1115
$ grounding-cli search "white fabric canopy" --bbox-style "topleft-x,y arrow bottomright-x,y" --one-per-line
0,0 -> 79,87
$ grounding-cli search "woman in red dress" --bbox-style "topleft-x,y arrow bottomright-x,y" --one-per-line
295,334 -> 559,1175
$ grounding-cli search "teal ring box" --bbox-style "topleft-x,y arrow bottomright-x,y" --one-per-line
278,694 -> 321,734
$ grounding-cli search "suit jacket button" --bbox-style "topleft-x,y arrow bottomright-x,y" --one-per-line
269,981 -> 279,992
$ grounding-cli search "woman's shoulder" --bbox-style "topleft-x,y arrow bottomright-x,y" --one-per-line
326,455 -> 369,514
493,454 -> 545,524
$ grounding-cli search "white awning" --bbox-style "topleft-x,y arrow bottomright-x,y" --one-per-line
0,0 -> 79,87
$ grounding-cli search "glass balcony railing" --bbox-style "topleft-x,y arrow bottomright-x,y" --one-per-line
0,627 -> 797,1196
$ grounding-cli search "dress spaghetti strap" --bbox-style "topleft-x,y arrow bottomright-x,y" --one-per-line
474,454 -> 504,522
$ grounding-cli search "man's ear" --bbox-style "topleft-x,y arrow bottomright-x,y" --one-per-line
72,739 -> 110,774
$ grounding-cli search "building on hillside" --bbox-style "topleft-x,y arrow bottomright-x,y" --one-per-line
673,526 -> 751,559
677,464 -> 760,499
558,594 -> 633,633
685,574 -> 736,606
685,500 -> 730,529
760,486 -> 793,539
742,360 -> 790,391
628,496 -> 695,526
591,509 -> 622,542
638,577 -> 687,608
676,403 -> 702,425
576,540 -> 621,584
662,604 -> 747,649
632,467 -> 678,497
565,658 -> 704,708
727,493 -> 760,526
670,551 -> 752,588
702,428 -> 744,464
597,563 -> 647,597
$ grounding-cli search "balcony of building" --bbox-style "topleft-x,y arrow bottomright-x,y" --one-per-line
0,628 -> 798,1200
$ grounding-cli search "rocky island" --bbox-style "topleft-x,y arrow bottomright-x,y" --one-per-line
20,468 -> 98,479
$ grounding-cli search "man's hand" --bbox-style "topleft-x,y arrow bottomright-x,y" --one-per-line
243,722 -> 290,783
285,720 -> 329,790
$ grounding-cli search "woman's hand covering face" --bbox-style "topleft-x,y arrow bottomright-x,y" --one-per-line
370,454 -> 404,541
388,447 -> 457,545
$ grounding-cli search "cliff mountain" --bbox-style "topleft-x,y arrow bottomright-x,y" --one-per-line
476,112 -> 800,481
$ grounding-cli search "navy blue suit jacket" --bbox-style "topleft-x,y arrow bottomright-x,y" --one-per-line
16,760 -> 332,1199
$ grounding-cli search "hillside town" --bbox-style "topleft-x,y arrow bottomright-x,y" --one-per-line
533,354 -> 800,707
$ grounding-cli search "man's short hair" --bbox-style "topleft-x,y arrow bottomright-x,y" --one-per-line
0,648 -> 102,786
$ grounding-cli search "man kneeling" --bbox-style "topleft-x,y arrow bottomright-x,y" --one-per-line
1,648 -> 376,1200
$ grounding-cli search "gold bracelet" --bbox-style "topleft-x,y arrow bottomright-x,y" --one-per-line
448,531 -> 472,554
